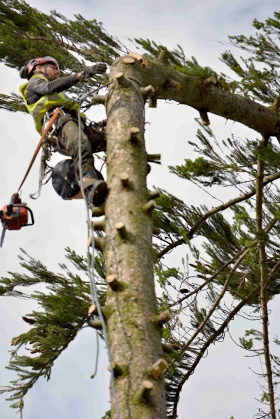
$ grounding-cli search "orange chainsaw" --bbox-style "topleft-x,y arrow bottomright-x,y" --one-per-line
0,193 -> 34,247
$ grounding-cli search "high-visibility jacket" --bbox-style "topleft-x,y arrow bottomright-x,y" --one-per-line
19,75 -> 80,134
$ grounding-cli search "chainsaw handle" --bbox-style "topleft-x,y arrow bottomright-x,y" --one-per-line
22,206 -> 35,227
10,193 -> 21,205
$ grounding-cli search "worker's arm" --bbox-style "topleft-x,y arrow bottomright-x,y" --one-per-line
30,73 -> 83,96
26,64 -> 106,104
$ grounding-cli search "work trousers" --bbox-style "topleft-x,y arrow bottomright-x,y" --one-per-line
57,119 -> 106,180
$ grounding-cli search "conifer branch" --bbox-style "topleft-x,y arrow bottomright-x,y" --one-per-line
2,314 -> 88,412
157,170 -> 280,259
169,248 -> 246,307
170,284 -> 261,418
21,34 -> 102,60
0,249 -> 107,410
172,249 -> 247,357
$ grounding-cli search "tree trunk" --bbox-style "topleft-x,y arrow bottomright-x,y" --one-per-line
101,55 -> 168,418
256,137 -> 276,419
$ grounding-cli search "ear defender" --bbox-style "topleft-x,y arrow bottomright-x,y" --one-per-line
19,63 -> 28,79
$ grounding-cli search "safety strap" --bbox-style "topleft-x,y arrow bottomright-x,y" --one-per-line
17,108 -> 61,192
78,178 -> 96,189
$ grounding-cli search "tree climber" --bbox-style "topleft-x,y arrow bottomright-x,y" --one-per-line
19,56 -> 108,206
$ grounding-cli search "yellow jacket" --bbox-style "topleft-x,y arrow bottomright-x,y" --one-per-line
19,75 -> 80,134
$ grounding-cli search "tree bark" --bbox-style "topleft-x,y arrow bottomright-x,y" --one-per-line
99,51 -> 280,418
107,54 -> 280,138
103,56 -> 167,418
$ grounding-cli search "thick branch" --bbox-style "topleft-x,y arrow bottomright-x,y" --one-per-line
145,61 -> 280,137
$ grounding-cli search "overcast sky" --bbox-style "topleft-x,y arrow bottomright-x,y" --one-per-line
1,1 -> 280,419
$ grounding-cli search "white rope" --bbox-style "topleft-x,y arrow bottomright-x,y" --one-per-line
77,105 -> 120,418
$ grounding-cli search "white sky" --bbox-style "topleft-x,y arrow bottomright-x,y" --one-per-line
1,1 -> 280,418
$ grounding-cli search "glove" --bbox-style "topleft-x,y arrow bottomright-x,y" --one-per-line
82,63 -> 107,79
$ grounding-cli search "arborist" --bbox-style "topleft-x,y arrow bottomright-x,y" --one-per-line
19,56 -> 108,207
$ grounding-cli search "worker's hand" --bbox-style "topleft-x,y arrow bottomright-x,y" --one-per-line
81,63 -> 107,79
91,63 -> 107,75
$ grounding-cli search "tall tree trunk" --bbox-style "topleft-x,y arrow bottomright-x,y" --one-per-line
101,55 -> 167,418
256,136 -> 276,419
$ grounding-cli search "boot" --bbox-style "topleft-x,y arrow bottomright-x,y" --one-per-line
86,179 -> 108,207
79,177 -> 108,207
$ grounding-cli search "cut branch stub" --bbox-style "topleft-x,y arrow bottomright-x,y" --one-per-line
153,227 -> 161,236
162,343 -> 175,354
87,236 -> 105,252
90,319 -> 103,330
128,52 -> 143,62
91,206 -> 105,217
199,109 -> 210,126
142,200 -> 157,213
92,95 -> 107,105
130,126 -> 140,141
140,85 -> 155,100
148,94 -> 157,108
88,304 -> 98,316
157,49 -> 169,63
271,95 -> 280,112
134,380 -> 154,404
88,304 -> 106,317
22,316 -> 36,325
166,79 -> 181,90
107,361 -> 124,377
149,189 -> 161,199
153,310 -> 172,326
203,75 -> 217,87
120,172 -> 129,187
92,218 -> 105,231
147,154 -> 161,163
115,72 -> 130,87
148,358 -> 169,379
123,56 -> 135,65
115,221 -> 127,240
106,275 -> 121,291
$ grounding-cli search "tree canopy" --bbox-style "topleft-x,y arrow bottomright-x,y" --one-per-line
1,1 -> 280,418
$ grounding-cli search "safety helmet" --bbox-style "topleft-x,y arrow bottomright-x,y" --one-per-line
19,56 -> 59,79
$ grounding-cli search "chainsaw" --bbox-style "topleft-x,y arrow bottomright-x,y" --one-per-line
0,193 -> 34,247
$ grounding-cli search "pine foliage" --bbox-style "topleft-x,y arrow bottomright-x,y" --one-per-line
1,3 -> 280,418
0,0 -> 128,112
0,248 -> 106,413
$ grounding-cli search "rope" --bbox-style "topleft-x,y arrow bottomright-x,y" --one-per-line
29,139 -> 53,199
77,105 -> 120,418
17,109 -> 61,193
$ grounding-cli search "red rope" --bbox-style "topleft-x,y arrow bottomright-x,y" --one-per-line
17,109 -> 61,192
